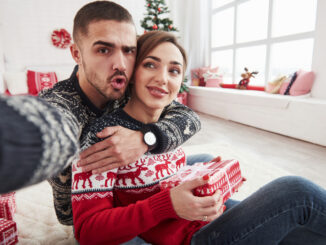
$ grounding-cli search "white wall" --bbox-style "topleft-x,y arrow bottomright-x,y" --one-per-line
0,0 -> 145,73
311,0 -> 326,100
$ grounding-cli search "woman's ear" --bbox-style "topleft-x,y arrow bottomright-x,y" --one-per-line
70,43 -> 82,65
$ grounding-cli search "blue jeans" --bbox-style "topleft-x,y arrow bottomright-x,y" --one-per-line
191,176 -> 326,245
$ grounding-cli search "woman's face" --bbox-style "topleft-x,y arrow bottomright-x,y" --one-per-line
133,42 -> 184,111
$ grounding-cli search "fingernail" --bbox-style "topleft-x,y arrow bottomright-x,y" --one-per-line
203,175 -> 209,181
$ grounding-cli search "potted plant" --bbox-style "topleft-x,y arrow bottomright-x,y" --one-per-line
176,78 -> 189,105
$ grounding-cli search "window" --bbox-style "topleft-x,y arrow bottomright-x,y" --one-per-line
210,0 -> 317,86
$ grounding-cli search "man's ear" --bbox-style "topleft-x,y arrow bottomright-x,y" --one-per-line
70,43 -> 82,65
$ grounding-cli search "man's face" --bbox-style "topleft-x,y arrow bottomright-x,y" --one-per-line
73,20 -> 137,107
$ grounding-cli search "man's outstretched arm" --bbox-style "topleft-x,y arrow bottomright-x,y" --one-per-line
0,95 -> 79,193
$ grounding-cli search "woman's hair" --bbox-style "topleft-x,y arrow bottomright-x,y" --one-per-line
135,31 -> 187,77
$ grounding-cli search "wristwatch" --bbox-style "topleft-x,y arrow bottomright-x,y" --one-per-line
141,126 -> 157,151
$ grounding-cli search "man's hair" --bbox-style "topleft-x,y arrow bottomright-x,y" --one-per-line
135,31 -> 188,77
73,1 -> 134,44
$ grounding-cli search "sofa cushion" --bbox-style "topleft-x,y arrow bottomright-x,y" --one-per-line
27,70 -> 58,95
4,71 -> 28,95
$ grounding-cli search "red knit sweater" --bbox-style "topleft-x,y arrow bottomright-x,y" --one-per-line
72,148 -> 208,245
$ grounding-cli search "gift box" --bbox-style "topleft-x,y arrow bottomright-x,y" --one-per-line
176,92 -> 188,105
0,218 -> 18,245
160,159 -> 244,203
203,71 -> 223,87
0,193 -> 16,221
191,66 -> 219,86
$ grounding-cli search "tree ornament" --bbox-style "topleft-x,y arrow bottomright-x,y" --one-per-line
51,28 -> 71,49
141,0 -> 178,32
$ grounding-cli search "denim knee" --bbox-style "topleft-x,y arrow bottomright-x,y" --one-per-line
268,176 -> 325,205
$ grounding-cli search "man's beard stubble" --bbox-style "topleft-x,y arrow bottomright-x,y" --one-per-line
82,61 -> 128,102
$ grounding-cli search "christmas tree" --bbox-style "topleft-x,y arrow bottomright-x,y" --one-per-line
141,0 -> 178,32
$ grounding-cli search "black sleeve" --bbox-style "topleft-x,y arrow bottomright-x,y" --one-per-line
150,101 -> 201,154
0,95 -> 79,194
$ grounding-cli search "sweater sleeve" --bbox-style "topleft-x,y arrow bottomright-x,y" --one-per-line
72,165 -> 178,245
150,101 -> 201,154
0,95 -> 79,193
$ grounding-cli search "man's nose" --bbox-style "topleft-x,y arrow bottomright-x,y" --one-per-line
112,51 -> 126,72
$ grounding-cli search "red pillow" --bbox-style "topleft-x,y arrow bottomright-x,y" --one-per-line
27,70 -> 58,95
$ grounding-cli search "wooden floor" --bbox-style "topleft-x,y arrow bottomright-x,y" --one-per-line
184,112 -> 326,188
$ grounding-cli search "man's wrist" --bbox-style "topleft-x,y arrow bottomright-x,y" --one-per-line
140,125 -> 158,152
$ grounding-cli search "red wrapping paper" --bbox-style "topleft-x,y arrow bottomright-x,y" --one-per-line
0,193 -> 16,221
0,218 -> 18,245
160,159 -> 244,203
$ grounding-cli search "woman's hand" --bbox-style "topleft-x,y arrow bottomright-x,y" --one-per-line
78,126 -> 147,174
170,176 -> 224,222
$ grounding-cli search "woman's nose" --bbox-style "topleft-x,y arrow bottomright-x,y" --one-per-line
156,69 -> 168,84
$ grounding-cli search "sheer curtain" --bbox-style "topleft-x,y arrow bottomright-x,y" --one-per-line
168,0 -> 211,83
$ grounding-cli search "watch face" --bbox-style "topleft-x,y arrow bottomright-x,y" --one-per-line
144,132 -> 156,146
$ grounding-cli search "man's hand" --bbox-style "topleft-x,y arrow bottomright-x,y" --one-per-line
78,126 -> 147,174
170,176 -> 224,222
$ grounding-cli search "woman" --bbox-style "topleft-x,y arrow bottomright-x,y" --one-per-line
72,31 -> 326,245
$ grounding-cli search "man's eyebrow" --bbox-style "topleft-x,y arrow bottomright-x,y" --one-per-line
93,41 -> 114,47
146,56 -> 183,66
93,41 -> 136,51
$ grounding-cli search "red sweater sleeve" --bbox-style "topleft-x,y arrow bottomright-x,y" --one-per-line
72,169 -> 178,244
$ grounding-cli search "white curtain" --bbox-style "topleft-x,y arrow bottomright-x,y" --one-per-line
168,0 -> 211,83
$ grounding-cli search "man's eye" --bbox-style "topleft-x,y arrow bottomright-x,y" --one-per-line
124,48 -> 135,54
144,62 -> 155,69
98,48 -> 109,54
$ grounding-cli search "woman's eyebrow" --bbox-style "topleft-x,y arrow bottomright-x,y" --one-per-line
146,56 -> 182,66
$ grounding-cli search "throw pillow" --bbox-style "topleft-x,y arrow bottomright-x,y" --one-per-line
27,70 -> 58,95
279,70 -> 315,96
265,76 -> 287,94
4,71 -> 29,95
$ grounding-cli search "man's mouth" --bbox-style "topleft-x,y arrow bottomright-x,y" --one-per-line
111,76 -> 127,90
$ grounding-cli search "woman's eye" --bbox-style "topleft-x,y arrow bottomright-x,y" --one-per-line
144,62 -> 155,69
170,68 -> 181,75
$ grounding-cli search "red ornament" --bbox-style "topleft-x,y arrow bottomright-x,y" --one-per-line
148,3 -> 151,7
152,24 -> 158,30
168,24 -> 173,29
51,28 -> 71,49
158,7 -> 161,12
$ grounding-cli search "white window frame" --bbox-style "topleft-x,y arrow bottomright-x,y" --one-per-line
209,0 -> 316,84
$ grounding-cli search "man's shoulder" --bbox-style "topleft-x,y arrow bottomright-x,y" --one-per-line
40,79 -> 77,99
